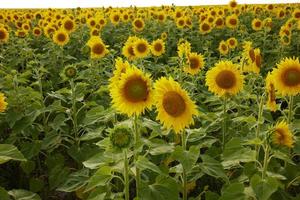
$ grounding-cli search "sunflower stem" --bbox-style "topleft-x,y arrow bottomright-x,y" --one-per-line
288,95 -> 294,124
255,95 -> 264,163
262,144 -> 270,180
133,114 -> 140,199
222,97 -> 227,150
124,149 -> 130,200
70,79 -> 79,146
181,130 -> 187,200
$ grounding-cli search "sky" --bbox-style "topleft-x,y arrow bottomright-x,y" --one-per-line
0,0 -> 299,9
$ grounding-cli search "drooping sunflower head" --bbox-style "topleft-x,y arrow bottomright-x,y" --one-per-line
252,18 -> 263,31
218,40 -> 229,55
0,27 -> 9,43
109,57 -> 131,89
265,72 -> 277,112
272,57 -> 300,96
0,92 -> 8,113
226,14 -> 239,29
205,60 -> 244,97
226,37 -> 238,49
110,66 -> 154,117
272,121 -> 294,148
150,39 -> 165,57
154,77 -> 198,133
86,36 -> 109,59
53,29 -> 69,46
133,38 -> 150,59
184,52 -> 205,75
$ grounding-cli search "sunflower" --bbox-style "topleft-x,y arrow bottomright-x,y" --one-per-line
0,27 -> 9,43
199,20 -> 212,34
109,57 -> 131,90
176,17 -> 186,29
272,121 -> 294,148
32,27 -> 42,37
218,40 -> 229,55
272,57 -> 300,96
86,36 -> 109,59
263,17 -> 272,31
53,29 -> 69,46
266,72 -> 277,112
184,52 -> 205,75
150,39 -> 165,57
206,60 -> 244,97
215,17 -> 225,29
161,32 -> 168,40
292,9 -> 300,20
154,77 -> 198,133
110,12 -> 121,25
122,43 -> 136,60
133,38 -> 150,59
62,17 -> 76,33
252,18 -> 263,31
0,92 -> 8,112
226,14 -> 238,29
132,18 -> 145,32
110,66 -> 154,117
177,39 -> 191,58
229,0 -> 238,10
227,37 -> 238,49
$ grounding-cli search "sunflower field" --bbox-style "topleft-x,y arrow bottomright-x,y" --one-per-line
0,0 -> 300,199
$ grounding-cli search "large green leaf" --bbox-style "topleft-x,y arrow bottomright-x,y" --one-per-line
250,174 -> 278,200
199,155 -> 228,182
85,166 -> 112,192
57,168 -> 89,192
171,145 -> 199,172
219,183 -> 246,200
0,144 -> 26,164
0,187 -> 9,200
8,189 -> 41,200
136,156 -> 166,175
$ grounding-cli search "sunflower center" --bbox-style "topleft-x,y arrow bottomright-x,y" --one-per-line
229,39 -> 235,46
57,33 -> 66,42
64,20 -> 74,31
178,19 -> 184,26
114,15 -> 120,22
137,43 -> 147,53
221,44 -> 227,51
202,23 -> 210,31
154,43 -> 163,52
229,18 -> 237,25
162,91 -> 186,117
134,20 -> 143,28
0,30 -> 6,40
92,43 -> 104,55
189,57 -> 200,69
34,29 -> 41,35
295,12 -> 300,19
216,18 -> 223,26
124,77 -> 148,102
216,70 -> 236,89
255,21 -> 261,28
282,67 -> 300,86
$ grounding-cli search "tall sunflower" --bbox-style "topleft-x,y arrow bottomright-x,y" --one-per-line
272,121 -> 294,148
53,29 -> 69,46
272,57 -> 300,96
86,36 -> 109,59
218,40 -> 229,55
133,38 -> 150,59
150,39 -> 165,57
110,66 -> 154,117
62,17 -> 76,33
154,77 -> 198,133
252,18 -> 263,31
0,92 -> 8,112
226,14 -> 238,29
206,60 -> 244,97
266,72 -> 277,112
184,52 -> 205,75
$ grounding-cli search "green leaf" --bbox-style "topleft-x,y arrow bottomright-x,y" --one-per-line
83,151 -> 114,169
8,189 -> 41,200
80,127 -> 105,141
219,183 -> 246,200
20,161 -> 36,175
85,166 -> 112,192
199,155 -> 228,182
171,145 -> 199,172
272,150 -> 295,165
0,187 -> 9,200
206,191 -> 220,200
136,156 -> 165,175
0,144 -> 26,164
29,178 -> 44,193
57,169 -> 89,192
20,141 -> 41,159
222,138 -> 256,169
250,174 -> 278,200
140,175 -> 179,200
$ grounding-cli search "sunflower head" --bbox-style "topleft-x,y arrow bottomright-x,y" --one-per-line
0,92 -> 8,112
109,57 -> 131,90
133,38 -> 150,59
110,125 -> 132,149
33,27 -> 42,37
199,20 -> 212,34
252,18 -> 263,31
151,39 -> 165,57
64,65 -> 77,79
272,57 -> 300,96
206,60 -> 244,97
0,27 -> 9,43
110,66 -> 154,117
184,52 -> 205,75
154,77 -> 198,133
272,121 -> 294,148
226,14 -> 238,29
133,18 -> 145,32
86,36 -> 109,59
177,39 -> 191,58
227,37 -> 238,49
218,40 -> 229,55
53,29 -> 69,46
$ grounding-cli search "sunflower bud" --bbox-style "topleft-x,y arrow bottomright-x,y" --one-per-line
110,126 -> 132,149
64,66 -> 77,79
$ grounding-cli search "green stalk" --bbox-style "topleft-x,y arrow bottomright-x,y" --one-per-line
70,79 -> 79,145
124,149 -> 130,200
287,95 -> 294,124
133,114 -> 140,198
255,95 -> 264,161
222,97 -> 227,150
262,145 -> 270,180
181,130 -> 187,200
